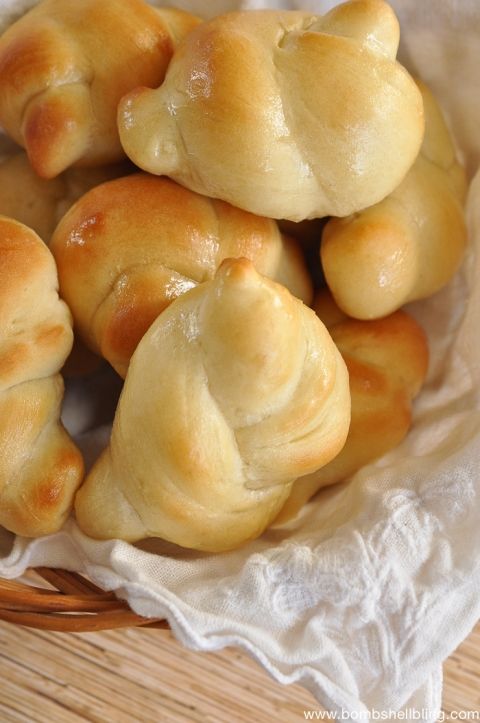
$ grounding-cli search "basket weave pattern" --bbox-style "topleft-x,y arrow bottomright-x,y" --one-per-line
0,568 -> 167,632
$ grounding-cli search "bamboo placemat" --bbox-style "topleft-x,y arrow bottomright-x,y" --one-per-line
0,616 -> 478,721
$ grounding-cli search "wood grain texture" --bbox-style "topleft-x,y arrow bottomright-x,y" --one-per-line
0,618 -> 478,721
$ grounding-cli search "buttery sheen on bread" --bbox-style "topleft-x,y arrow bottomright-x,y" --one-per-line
75,259 -> 350,551
0,0 -> 200,177
277,290 -> 428,521
50,173 -> 312,378
0,217 -> 84,536
321,81 -> 467,319
118,0 -> 424,221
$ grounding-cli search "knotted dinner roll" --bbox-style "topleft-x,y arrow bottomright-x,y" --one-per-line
0,217 -> 84,536
277,291 -> 428,522
0,152 -> 130,377
118,0 -> 424,221
0,0 -> 199,177
50,173 -> 312,378
75,259 -> 350,551
321,80 -> 467,319
0,152 -> 130,243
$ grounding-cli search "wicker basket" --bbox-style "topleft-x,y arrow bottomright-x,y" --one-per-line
0,568 -> 168,632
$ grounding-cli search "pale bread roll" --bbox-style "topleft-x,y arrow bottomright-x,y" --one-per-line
321,80 -> 467,319
277,290 -> 428,522
118,1 -> 424,221
75,259 -> 350,551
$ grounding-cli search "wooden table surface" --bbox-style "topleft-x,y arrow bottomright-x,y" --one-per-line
0,615 -> 478,721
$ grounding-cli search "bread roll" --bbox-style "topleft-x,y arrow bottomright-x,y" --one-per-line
0,217 -> 84,536
0,152 -> 130,243
277,290 -> 428,522
118,1 -> 424,221
50,173 -> 312,378
0,0 -> 200,177
321,80 -> 467,319
75,259 -> 350,551
0,152 -> 129,377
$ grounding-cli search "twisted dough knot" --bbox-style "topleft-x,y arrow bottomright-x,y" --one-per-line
50,174 -> 312,378
321,80 -> 467,319
0,0 -> 199,177
278,290 -> 429,522
118,0 -> 424,221
75,259 -> 350,551
0,217 -> 84,536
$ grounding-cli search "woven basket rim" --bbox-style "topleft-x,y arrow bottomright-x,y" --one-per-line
0,567 -> 168,632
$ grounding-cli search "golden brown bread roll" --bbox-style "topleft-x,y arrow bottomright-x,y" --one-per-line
118,1 -> 424,221
0,152 -> 130,243
0,0 -> 200,177
75,259 -> 350,551
50,173 -> 313,378
0,216 -> 84,536
277,290 -> 428,522
321,80 -> 467,319
0,152 -> 128,378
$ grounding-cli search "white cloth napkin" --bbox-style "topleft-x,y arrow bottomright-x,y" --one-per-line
1,0 -> 480,716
